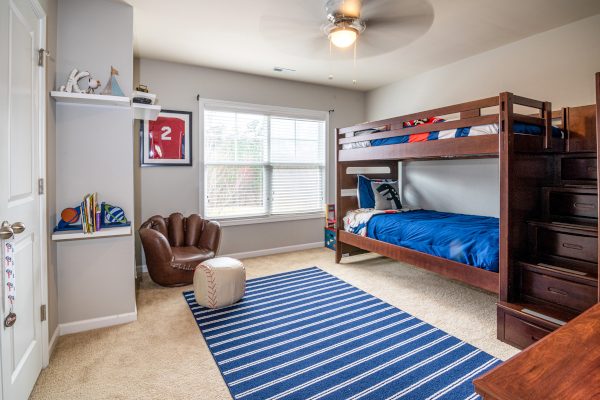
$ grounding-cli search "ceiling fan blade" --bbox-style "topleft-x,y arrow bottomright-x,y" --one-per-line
262,0 -> 325,23
260,15 -> 323,36
353,0 -> 434,57
326,0 -> 363,18
366,14 -> 434,35
260,15 -> 330,58
357,17 -> 433,57
361,0 -> 433,21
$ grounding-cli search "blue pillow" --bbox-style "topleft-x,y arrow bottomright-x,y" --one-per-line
357,175 -> 376,208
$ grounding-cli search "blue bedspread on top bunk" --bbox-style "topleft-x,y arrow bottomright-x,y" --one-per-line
366,210 -> 500,272
371,122 -> 563,147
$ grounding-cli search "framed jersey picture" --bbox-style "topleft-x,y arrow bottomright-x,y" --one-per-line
141,110 -> 192,166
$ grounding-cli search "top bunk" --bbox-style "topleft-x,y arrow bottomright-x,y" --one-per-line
337,92 -> 565,162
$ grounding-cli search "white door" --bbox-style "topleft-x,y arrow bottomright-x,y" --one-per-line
0,0 -> 44,398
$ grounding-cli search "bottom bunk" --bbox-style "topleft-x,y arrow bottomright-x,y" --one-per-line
338,209 -> 500,293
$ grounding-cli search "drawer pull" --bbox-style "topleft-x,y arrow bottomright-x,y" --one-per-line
562,242 -> 584,250
573,202 -> 596,210
548,287 -> 568,296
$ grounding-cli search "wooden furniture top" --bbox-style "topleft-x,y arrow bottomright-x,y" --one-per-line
474,303 -> 600,400
337,92 -> 558,162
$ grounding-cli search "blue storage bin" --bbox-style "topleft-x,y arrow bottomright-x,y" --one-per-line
324,228 -> 336,250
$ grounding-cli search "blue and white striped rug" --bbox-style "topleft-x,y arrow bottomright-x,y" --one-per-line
183,267 -> 501,400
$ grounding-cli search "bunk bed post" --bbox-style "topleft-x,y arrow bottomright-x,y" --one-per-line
542,101 -> 553,150
335,128 -> 343,263
596,72 -> 600,302
562,107 -> 570,152
499,92 -> 514,303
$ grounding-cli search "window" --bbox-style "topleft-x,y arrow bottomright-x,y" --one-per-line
202,101 -> 327,222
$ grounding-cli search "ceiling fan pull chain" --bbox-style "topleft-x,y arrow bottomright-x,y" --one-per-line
353,40 -> 357,85
328,38 -> 334,80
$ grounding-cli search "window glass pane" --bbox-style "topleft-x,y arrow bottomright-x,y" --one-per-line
270,138 -> 295,162
270,117 -> 325,164
271,167 -> 324,215
296,120 -> 322,141
205,111 -> 268,163
271,117 -> 295,139
205,165 -> 266,218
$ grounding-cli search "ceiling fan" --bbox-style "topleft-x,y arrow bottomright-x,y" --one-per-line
260,0 -> 434,59
322,0 -> 367,48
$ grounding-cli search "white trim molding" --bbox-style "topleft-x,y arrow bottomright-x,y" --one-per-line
48,326 -> 59,358
138,241 -> 325,273
216,213 -> 324,227
58,309 -> 137,336
222,242 -> 324,260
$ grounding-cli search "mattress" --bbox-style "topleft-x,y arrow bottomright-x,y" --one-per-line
342,122 -> 563,149
364,210 -> 500,272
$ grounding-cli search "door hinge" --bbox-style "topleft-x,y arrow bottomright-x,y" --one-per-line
41,304 -> 46,322
38,178 -> 44,195
38,48 -> 48,67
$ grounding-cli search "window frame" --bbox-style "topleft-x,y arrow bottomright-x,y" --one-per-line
199,98 -> 329,226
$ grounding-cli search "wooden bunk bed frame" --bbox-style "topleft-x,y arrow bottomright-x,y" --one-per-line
335,92 -> 561,294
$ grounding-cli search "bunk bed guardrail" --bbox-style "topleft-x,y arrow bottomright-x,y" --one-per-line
337,93 -> 557,162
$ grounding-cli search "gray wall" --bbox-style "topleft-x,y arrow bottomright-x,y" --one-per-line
366,14 -> 600,217
55,0 -> 135,325
135,58 -> 366,263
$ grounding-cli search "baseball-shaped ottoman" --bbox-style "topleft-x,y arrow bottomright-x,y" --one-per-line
193,257 -> 246,309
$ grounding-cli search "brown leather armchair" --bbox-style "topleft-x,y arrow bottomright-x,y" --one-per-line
139,213 -> 221,286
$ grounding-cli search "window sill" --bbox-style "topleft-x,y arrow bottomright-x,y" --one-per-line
214,213 -> 325,227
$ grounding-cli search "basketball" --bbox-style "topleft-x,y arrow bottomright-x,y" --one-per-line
61,207 -> 80,224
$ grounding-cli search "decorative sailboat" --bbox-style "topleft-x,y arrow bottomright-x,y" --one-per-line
100,66 -> 125,97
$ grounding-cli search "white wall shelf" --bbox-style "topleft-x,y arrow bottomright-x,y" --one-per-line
133,103 -> 161,121
50,91 -> 130,107
52,226 -> 132,241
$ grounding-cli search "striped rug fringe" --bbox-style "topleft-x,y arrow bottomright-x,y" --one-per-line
183,267 -> 500,400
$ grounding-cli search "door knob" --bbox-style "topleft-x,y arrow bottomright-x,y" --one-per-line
0,222 -> 13,240
0,221 -> 25,240
11,222 -> 25,234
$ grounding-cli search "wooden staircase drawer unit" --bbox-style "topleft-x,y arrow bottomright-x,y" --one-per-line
503,313 -> 552,349
561,157 -> 596,182
545,190 -> 597,220
521,270 -> 597,312
534,226 -> 597,264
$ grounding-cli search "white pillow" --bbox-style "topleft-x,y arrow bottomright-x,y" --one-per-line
371,180 -> 402,210
341,129 -> 374,150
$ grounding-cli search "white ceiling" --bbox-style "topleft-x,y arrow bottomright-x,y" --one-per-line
125,0 -> 600,91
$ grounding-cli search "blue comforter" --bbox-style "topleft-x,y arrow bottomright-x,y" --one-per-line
366,210 -> 499,272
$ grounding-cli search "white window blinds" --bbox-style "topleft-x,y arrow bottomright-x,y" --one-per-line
203,105 -> 326,220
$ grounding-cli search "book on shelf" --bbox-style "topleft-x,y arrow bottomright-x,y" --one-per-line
325,203 -> 336,229
81,193 -> 100,233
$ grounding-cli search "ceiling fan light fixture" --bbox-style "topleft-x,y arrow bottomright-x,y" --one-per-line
329,26 -> 358,48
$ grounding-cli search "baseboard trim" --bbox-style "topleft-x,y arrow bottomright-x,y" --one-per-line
222,242 -> 324,260
48,325 -> 60,357
137,242 -> 325,273
59,308 -> 137,336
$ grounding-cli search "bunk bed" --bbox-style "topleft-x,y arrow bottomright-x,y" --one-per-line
335,93 -> 563,294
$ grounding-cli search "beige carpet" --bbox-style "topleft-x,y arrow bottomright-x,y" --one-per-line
30,248 -> 518,400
